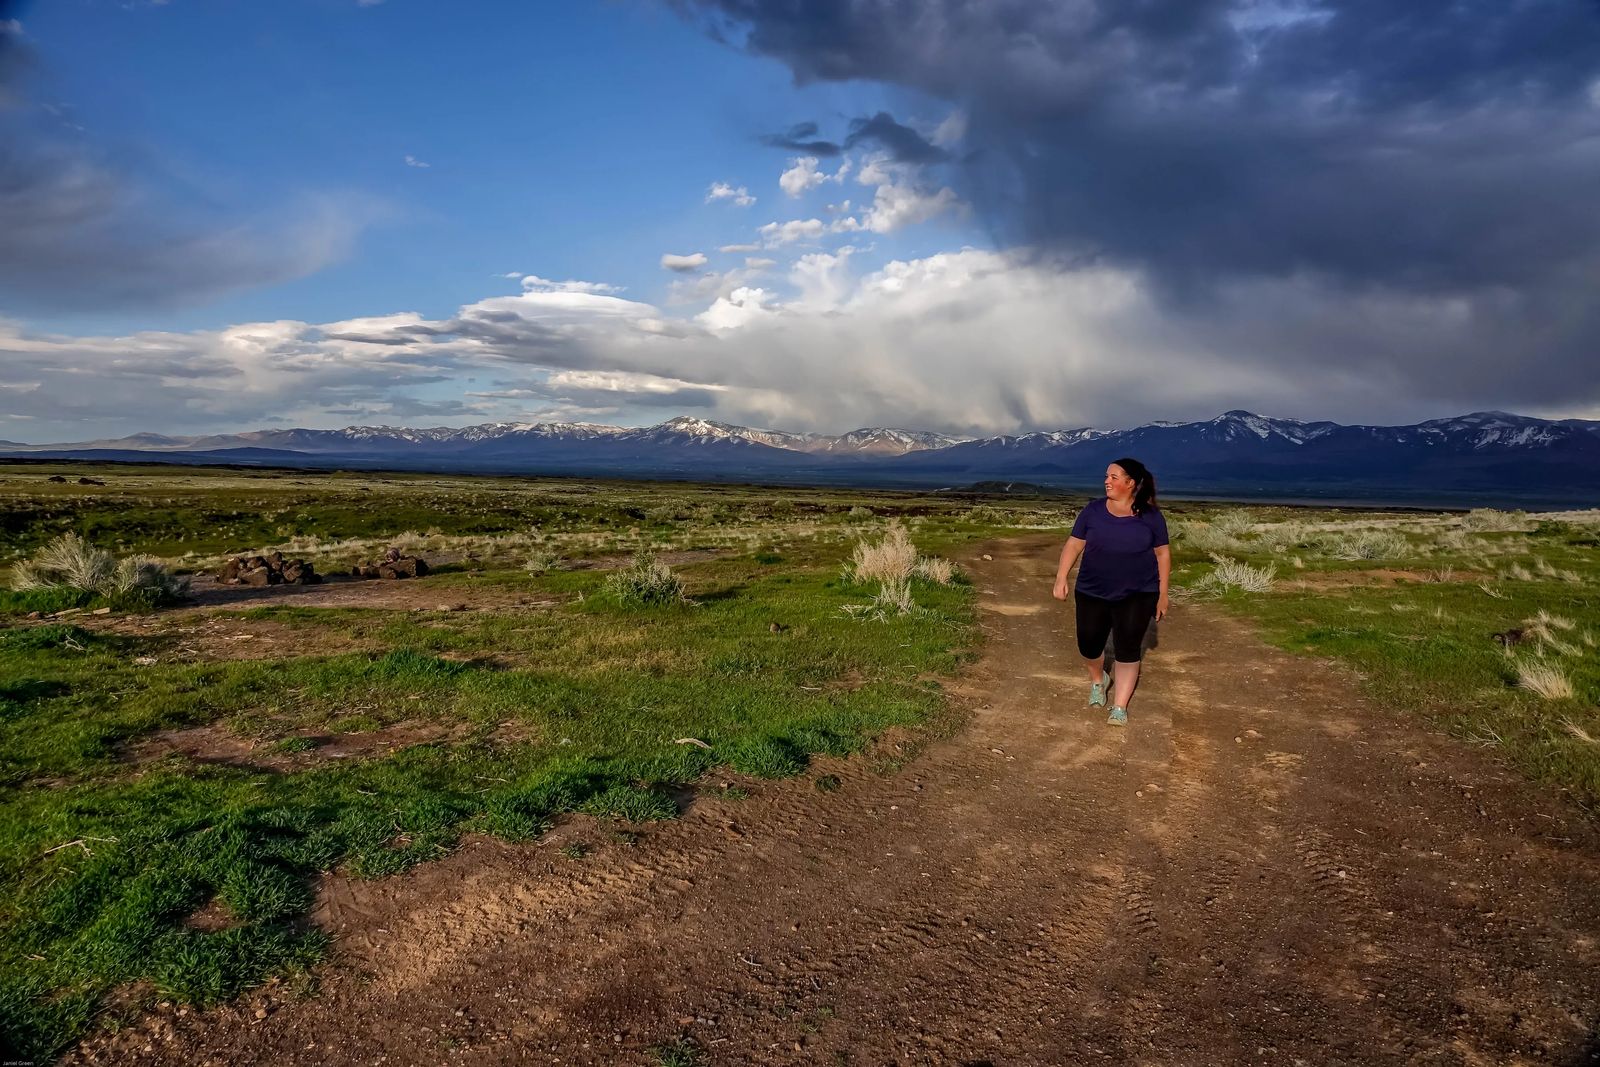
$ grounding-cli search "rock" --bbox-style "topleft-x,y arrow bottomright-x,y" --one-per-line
378,556 -> 426,579
25,611 -> 40,620
240,568 -> 273,587
91,606 -> 112,616
47,475 -> 67,483
77,477 -> 105,486
982,553 -> 993,561
216,559 -> 241,583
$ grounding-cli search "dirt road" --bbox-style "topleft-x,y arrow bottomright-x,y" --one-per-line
70,537 -> 1600,1065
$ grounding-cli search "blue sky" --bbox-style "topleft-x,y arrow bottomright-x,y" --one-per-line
1,0 -> 1596,442
15,0 -> 952,332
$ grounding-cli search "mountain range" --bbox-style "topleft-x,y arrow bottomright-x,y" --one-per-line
4,411 -> 1597,507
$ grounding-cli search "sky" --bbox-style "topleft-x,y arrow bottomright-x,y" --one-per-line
1,0 -> 1598,443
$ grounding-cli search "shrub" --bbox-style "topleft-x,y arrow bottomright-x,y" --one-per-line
524,549 -> 566,575
1322,529 -> 1410,561
914,556 -> 956,585
1210,510 -> 1256,537
847,524 -> 916,585
604,550 -> 686,607
1255,522 -> 1312,550
1174,523 -> 1245,555
9,534 -> 189,605
1190,555 -> 1277,594
1463,508 -> 1528,532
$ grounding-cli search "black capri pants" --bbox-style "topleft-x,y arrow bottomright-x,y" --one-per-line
1074,590 -> 1159,663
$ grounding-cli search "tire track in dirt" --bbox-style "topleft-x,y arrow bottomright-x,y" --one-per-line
68,536 -> 1600,1066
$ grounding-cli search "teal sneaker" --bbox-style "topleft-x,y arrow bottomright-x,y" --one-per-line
1089,677 -> 1108,707
1107,705 -> 1128,727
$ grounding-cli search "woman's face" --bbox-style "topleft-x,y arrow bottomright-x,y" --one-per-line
1105,465 -> 1136,499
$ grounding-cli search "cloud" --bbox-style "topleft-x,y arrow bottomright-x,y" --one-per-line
661,252 -> 710,272
706,181 -> 755,206
761,121 -> 842,156
760,112 -> 948,164
669,0 -> 1600,409
744,257 -> 776,269
6,247 -> 1600,442
695,285 -> 775,332
830,156 -> 963,234
403,154 -> 430,168
758,218 -> 826,246
719,243 -> 760,253
519,274 -> 623,295
778,156 -> 850,197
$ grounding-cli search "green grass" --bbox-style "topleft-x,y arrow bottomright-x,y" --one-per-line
1174,508 -> 1600,811
0,465 -> 1043,1060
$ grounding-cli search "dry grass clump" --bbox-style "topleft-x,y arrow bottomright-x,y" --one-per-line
1516,660 -> 1575,700
1322,529 -> 1410,561
1190,555 -> 1277,595
1175,523 -> 1246,555
847,524 -> 917,585
524,549 -> 567,575
1564,720 -> 1599,745
11,533 -> 189,603
603,549 -> 686,607
842,523 -> 957,618
871,578 -> 917,616
1256,522 -> 1312,550
914,556 -> 956,585
1462,508 -> 1529,532
1210,510 -> 1257,537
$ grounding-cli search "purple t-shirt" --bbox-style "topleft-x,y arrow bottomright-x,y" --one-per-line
1070,498 -> 1169,601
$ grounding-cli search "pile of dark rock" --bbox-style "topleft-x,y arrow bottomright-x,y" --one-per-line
216,551 -> 321,586
352,547 -> 430,580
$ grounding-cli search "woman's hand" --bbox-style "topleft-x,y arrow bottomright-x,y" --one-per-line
1052,580 -> 1068,601
1155,593 -> 1170,621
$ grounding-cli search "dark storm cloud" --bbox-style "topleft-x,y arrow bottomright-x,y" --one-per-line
762,112 -> 948,163
844,112 -> 947,163
685,0 -> 1600,289
761,120 -> 844,155
674,0 -> 1600,408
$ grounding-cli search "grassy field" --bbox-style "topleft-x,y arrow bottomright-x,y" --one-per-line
0,463 -> 1078,1061
0,462 -> 1595,1060
1171,507 -> 1600,808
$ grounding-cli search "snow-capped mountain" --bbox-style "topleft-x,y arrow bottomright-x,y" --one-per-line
7,410 -> 1598,505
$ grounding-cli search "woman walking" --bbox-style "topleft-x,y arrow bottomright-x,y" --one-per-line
1051,458 -> 1170,726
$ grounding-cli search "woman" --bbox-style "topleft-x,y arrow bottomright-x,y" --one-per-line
1051,458 -> 1171,727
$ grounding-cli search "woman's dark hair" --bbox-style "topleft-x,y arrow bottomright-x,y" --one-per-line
1111,457 -> 1159,515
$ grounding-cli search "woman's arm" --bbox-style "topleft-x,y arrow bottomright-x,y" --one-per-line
1153,544 -> 1172,619
1052,536 -> 1086,600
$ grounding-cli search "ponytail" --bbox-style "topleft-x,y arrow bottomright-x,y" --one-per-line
1112,457 -> 1158,515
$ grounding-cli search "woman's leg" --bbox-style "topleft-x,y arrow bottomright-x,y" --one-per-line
1074,591 -> 1113,685
1111,660 -> 1140,709
1108,592 -> 1159,709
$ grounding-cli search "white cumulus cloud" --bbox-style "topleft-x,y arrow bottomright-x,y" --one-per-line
758,218 -> 827,246
706,182 -> 756,207
779,156 -> 850,198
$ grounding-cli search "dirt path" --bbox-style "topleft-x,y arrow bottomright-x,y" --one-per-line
69,537 -> 1600,1066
